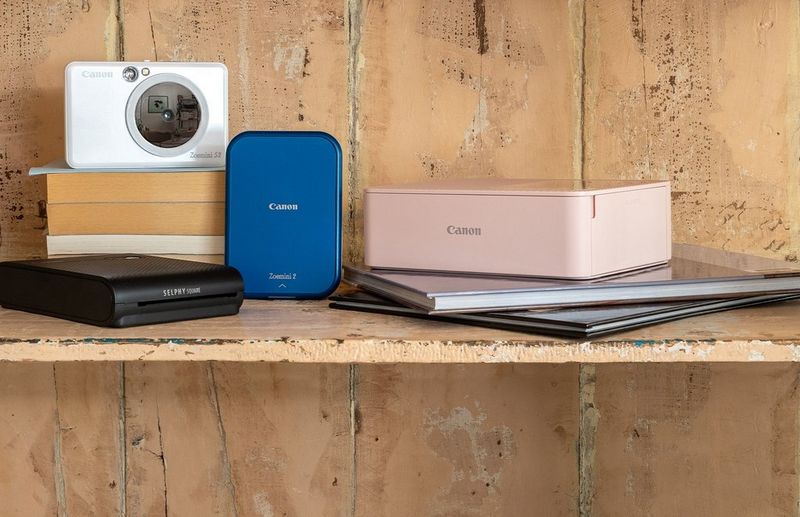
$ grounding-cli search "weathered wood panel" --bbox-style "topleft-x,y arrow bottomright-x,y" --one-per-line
0,362 -> 353,515
0,1 -> 115,260
0,363 -> 59,515
211,363 -> 352,516
354,364 -> 579,516
583,0 -> 800,261
348,0 -> 581,262
54,363 -> 123,515
586,363 -> 800,515
122,0 -> 347,135
124,362 -> 237,515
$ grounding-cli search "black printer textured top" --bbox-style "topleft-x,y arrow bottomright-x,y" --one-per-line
9,255 -> 227,281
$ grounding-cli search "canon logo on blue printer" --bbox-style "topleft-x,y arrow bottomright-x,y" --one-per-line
268,203 -> 299,211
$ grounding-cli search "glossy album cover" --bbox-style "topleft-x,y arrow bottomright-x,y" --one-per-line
344,244 -> 800,313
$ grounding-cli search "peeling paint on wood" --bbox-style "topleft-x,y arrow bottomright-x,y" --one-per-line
590,364 -> 800,514
0,1 -> 112,260
583,0 -> 800,261
1,297 -> 800,363
578,364 -> 597,516
122,0 -> 347,138
5,335 -> 800,363
354,364 -> 578,515
345,0 -> 364,264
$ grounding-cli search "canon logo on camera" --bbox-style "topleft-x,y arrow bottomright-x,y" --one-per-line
81,70 -> 113,79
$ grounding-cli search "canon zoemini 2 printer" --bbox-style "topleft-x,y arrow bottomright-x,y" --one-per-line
0,255 -> 244,327
226,131 -> 342,298
364,178 -> 671,279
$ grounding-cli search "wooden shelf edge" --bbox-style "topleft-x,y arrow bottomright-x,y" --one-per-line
1,337 -> 799,363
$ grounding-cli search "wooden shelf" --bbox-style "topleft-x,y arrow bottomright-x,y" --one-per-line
1,295 -> 799,363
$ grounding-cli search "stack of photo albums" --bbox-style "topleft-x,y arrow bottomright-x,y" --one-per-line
334,179 -> 800,338
337,249 -> 800,338
32,161 -> 224,256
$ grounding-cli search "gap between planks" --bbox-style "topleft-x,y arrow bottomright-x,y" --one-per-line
573,5 -> 594,515
207,363 -> 239,517
571,0 -> 588,181
578,364 -> 597,516
349,364 -> 359,517
118,363 -> 127,517
345,0 -> 364,264
53,365 -> 69,517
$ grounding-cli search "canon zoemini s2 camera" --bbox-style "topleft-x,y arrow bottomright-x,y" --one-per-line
65,62 -> 227,168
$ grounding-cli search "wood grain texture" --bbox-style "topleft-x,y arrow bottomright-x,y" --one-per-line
0,363 -> 58,515
348,0 -> 580,262
0,0 -> 115,260
587,363 -> 800,515
53,363 -> 123,515
354,364 -> 578,516
124,362 -> 237,515
211,363 -> 352,516
583,0 -> 800,262
0,362 -> 352,515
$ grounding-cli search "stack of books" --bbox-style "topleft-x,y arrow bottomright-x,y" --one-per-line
334,245 -> 800,338
34,162 -> 225,256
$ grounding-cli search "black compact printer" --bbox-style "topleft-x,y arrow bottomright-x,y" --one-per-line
0,254 -> 244,327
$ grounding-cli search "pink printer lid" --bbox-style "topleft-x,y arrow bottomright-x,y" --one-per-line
365,178 -> 669,197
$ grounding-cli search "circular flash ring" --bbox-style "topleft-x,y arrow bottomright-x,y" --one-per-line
125,73 -> 209,158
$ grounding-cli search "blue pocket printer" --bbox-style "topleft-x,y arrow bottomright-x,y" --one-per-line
225,131 -> 342,298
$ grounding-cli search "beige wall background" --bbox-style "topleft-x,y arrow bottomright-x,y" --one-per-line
1,0 -> 799,515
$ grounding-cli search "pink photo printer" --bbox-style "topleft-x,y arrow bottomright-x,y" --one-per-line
363,178 -> 671,279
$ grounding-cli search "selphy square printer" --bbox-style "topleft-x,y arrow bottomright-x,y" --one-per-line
0,254 -> 244,327
363,178 -> 671,279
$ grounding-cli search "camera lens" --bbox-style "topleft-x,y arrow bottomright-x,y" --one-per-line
133,81 -> 201,149
122,66 -> 138,82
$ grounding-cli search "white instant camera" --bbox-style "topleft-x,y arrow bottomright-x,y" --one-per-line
65,61 -> 228,169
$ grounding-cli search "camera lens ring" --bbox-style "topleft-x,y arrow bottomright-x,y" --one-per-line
122,66 -> 138,82
124,72 -> 210,158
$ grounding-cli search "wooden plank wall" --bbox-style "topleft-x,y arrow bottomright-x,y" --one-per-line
584,0 -> 800,260
1,0 -> 800,515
